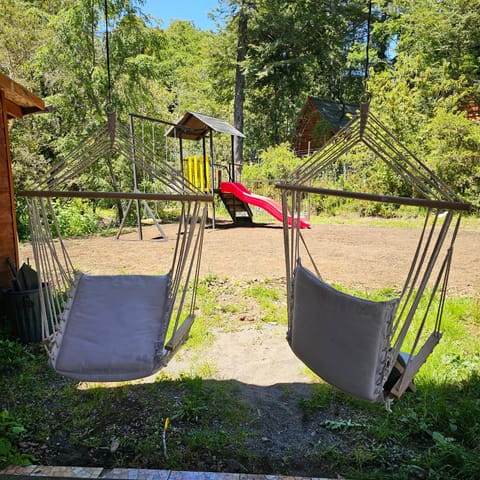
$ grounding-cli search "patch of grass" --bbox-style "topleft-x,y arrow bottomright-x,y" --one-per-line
243,280 -> 287,324
310,213 -> 480,231
0,281 -> 478,479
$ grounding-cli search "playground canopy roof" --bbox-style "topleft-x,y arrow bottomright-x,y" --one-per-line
165,111 -> 245,141
0,72 -> 45,119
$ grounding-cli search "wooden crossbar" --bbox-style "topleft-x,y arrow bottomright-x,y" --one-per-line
19,189 -> 214,203
165,315 -> 195,352
276,184 -> 471,212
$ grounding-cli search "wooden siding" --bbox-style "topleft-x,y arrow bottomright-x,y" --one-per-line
0,76 -> 44,291
462,100 -> 480,122
0,89 -> 17,287
293,98 -> 333,154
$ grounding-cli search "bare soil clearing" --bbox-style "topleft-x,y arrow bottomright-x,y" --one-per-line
18,219 -> 479,386
20,220 -> 479,294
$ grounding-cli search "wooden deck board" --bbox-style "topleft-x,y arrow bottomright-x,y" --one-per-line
0,466 -> 336,480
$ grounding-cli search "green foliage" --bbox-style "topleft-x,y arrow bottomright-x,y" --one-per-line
172,375 -> 209,423
243,280 -> 286,323
233,0 -> 366,150
242,142 -> 301,181
0,410 -> 35,469
421,109 -> 480,211
54,199 -> 99,237
0,339 -> 34,372
2,0 -> 479,214
0,0 -> 50,80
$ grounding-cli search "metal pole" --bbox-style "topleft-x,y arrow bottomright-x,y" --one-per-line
179,135 -> 184,189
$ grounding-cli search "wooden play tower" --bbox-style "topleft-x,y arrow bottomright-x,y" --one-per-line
0,73 -> 45,289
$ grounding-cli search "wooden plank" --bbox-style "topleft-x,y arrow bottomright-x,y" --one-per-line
19,189 -> 214,202
165,315 -> 195,352
0,89 -> 18,287
276,184 -> 472,212
0,72 -> 45,112
4,97 -> 23,119
390,332 -> 442,398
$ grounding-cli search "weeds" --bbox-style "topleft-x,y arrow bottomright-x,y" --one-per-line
0,410 -> 35,469
0,339 -> 34,372
0,282 -> 479,478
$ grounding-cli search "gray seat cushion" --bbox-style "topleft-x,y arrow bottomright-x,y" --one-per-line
290,264 -> 398,402
52,274 -> 171,382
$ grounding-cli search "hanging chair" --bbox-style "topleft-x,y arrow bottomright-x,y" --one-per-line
20,113 -> 212,382
277,102 -> 471,403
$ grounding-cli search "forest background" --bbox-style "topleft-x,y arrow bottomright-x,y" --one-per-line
1,0 -> 479,236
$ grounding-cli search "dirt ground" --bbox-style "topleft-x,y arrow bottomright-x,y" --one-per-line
19,219 -> 479,293
17,219 -> 480,475
18,219 -> 479,387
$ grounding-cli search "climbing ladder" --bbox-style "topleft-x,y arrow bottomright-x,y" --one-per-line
218,190 -> 253,225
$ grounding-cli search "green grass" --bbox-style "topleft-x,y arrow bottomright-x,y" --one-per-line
243,279 -> 287,324
310,212 -> 480,231
0,282 -> 479,478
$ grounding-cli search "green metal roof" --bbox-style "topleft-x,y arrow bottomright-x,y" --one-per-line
309,97 -> 359,132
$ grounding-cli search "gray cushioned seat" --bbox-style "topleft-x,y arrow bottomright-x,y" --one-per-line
291,264 -> 398,402
52,274 -> 171,382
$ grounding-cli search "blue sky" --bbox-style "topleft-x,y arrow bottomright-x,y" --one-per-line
142,0 -> 220,30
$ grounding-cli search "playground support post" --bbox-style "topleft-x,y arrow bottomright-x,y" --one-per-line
129,114 -> 144,240
202,136 -> 208,192
209,129 -> 216,229
230,136 -> 235,183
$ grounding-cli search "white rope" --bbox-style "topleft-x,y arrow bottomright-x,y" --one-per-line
278,102 -> 467,400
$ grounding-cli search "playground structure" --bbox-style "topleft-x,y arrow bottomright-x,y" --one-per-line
73,109 -> 309,231
162,110 -> 310,228
220,181 -> 310,228
183,154 -> 211,192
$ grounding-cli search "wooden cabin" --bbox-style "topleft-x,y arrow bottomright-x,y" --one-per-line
293,97 -> 358,155
0,73 -> 45,289
461,97 -> 480,122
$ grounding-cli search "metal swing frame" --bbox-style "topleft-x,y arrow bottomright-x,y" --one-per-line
20,113 -> 213,381
277,102 -> 471,401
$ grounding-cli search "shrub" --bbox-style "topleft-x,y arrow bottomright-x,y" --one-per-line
54,198 -> 99,237
0,410 -> 35,469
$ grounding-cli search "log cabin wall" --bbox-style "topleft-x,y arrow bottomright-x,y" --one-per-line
293,97 -> 360,157
293,98 -> 324,154
462,100 -> 480,122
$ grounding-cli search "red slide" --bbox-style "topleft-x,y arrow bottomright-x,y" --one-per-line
220,182 -> 310,229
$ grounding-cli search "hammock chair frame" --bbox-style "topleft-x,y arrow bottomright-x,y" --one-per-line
278,102 -> 471,402
20,114 -> 213,382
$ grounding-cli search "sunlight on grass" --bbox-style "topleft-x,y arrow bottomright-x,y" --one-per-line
310,213 -> 480,232
414,295 -> 480,385
243,280 -> 287,325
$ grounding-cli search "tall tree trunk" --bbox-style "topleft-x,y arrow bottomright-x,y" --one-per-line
233,3 -> 248,177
